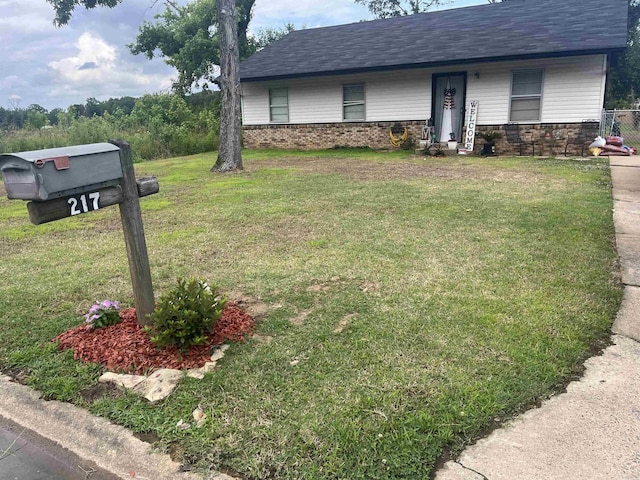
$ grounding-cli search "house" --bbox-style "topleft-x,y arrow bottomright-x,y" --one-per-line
239,0 -> 628,155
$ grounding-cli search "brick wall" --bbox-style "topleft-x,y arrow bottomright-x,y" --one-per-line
244,121 -> 600,156
471,123 -> 600,157
243,121 -> 426,150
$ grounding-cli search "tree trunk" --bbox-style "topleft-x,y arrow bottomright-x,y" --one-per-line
212,0 -> 243,172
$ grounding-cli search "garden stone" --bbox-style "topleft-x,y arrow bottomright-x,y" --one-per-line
98,372 -> 146,390
203,362 -> 217,373
186,368 -> 206,379
211,344 -> 230,362
133,369 -> 183,403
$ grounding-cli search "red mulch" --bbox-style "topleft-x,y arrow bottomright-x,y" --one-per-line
54,302 -> 254,375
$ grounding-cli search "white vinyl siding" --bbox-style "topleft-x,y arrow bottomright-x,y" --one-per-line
343,84 -> 365,120
269,88 -> 289,122
241,55 -> 607,127
510,69 -> 544,122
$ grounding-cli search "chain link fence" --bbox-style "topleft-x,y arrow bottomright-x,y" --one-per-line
601,110 -> 640,150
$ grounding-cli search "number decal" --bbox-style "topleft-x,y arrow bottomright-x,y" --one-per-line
68,197 -> 81,216
89,192 -> 100,210
67,192 -> 101,216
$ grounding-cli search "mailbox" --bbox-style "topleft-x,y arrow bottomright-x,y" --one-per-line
0,143 -> 123,201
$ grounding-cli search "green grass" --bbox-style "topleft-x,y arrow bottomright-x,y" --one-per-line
0,150 -> 622,479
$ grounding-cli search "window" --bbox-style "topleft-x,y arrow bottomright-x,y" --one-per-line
343,84 -> 365,121
510,69 -> 544,122
269,88 -> 289,122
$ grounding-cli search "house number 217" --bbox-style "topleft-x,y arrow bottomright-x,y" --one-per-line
68,192 -> 100,216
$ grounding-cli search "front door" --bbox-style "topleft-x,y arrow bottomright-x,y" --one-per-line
432,73 -> 467,143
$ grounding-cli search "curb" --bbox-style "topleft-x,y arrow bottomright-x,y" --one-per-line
0,374 -> 235,480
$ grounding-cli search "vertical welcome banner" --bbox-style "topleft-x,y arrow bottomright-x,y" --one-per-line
465,100 -> 479,152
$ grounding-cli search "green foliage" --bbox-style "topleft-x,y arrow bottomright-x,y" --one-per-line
605,0 -> 640,107
46,0 -> 124,26
145,279 -> 227,353
480,130 -> 503,142
354,0 -> 443,18
400,136 -> 416,150
0,92 -> 218,161
129,0 -> 257,92
253,23 -> 297,50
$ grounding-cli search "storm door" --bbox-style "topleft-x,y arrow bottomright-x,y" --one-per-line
432,73 -> 467,143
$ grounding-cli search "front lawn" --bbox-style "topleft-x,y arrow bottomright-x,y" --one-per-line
0,150 -> 621,479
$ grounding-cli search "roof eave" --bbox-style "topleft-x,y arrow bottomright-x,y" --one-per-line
240,47 -> 626,83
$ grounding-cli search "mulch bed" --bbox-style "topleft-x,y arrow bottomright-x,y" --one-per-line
54,302 -> 254,375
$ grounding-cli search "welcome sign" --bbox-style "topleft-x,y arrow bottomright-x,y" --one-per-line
465,100 -> 479,152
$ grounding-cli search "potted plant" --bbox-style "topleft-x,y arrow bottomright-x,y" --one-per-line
479,130 -> 503,155
447,132 -> 458,150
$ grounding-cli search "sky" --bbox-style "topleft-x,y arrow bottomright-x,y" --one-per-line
0,0 -> 485,111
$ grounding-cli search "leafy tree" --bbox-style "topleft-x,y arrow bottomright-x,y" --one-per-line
48,108 -> 63,126
45,0 -> 124,26
46,0 -> 249,171
84,97 -> 105,117
355,0 -> 512,18
26,104 -> 49,129
354,0 -> 443,17
130,0 -> 256,92
253,23 -> 296,50
606,0 -> 640,107
213,0 -> 242,171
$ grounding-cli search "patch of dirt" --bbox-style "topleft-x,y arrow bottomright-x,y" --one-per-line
304,276 -> 346,294
79,382 -> 122,403
251,334 -> 274,345
333,313 -> 358,333
245,156 -> 553,183
359,280 -> 381,293
227,289 -> 273,320
290,308 -> 312,326
133,432 -> 161,445
53,303 -> 254,375
306,284 -> 329,293
0,365 -> 30,384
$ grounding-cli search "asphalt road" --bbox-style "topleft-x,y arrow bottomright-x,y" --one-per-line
0,416 -> 119,480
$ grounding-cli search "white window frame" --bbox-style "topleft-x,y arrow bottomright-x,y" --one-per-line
343,84 -> 366,121
269,87 -> 289,123
509,69 -> 544,123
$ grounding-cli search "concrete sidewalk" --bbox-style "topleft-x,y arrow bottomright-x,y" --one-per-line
436,155 -> 640,480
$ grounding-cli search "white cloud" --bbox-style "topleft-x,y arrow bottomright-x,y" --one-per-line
47,32 -> 173,100
251,0 -> 371,31
0,75 -> 28,90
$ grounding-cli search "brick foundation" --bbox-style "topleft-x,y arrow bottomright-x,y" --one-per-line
243,121 -> 425,150
471,123 -> 600,157
243,121 -> 600,156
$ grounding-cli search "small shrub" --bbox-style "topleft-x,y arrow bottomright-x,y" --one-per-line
400,136 -> 416,151
85,300 -> 121,330
145,278 -> 227,352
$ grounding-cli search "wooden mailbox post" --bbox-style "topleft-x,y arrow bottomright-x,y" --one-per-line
0,140 -> 157,325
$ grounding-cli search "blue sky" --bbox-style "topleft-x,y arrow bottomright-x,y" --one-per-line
0,0 -> 487,111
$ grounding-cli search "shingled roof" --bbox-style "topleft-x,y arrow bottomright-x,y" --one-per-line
240,0 -> 628,82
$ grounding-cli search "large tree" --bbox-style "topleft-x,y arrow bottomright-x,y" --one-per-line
130,0 -> 257,93
46,0 -> 253,172
605,0 -> 640,107
213,0 -> 242,171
